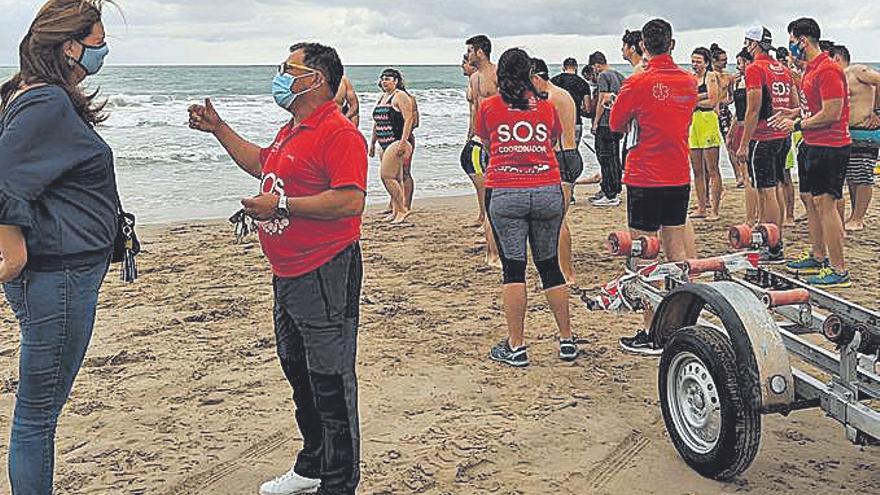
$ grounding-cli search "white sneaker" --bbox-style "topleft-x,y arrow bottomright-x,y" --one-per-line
592,195 -> 621,207
259,465 -> 320,495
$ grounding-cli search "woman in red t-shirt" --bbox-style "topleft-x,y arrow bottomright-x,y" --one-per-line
475,48 -> 576,367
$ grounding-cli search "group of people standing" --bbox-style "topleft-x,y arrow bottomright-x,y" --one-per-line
0,1 -> 878,494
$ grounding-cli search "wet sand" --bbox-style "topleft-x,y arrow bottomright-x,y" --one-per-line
0,182 -> 878,494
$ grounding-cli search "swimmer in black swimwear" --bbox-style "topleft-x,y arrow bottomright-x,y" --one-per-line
460,55 -> 490,226
370,68 -> 414,224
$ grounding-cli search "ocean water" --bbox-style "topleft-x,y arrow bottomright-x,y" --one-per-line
1,64 -> 719,222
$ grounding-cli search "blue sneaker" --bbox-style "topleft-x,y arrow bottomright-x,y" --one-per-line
806,267 -> 851,288
786,250 -> 827,275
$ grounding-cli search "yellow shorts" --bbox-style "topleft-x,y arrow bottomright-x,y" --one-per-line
786,131 -> 803,170
689,110 -> 722,149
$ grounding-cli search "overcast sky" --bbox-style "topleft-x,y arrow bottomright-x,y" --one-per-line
1,0 -> 878,66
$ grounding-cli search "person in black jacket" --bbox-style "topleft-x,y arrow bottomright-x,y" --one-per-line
0,1 -> 118,493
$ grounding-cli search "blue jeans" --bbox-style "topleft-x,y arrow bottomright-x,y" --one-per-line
3,261 -> 109,495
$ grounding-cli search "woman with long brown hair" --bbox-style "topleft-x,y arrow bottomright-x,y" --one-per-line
0,1 -> 118,492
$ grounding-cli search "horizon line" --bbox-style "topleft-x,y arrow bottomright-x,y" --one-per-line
2,61 -> 879,68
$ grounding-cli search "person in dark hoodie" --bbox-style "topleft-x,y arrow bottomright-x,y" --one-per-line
0,1 -> 119,493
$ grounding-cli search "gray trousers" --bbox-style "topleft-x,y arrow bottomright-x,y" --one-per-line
273,243 -> 362,495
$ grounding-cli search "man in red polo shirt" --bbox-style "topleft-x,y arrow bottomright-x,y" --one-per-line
772,18 -> 852,288
188,42 -> 367,495
736,26 -> 795,264
609,18 -> 698,355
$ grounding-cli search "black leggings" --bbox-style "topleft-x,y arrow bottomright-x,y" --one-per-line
486,185 -> 566,289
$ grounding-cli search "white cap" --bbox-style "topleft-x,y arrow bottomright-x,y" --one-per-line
745,26 -> 774,50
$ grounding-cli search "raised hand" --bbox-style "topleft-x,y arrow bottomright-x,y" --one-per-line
188,98 -> 223,133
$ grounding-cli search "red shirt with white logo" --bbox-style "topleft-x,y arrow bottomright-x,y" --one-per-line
801,53 -> 851,147
475,94 -> 562,189
745,53 -> 794,141
258,101 -> 368,278
609,54 -> 698,188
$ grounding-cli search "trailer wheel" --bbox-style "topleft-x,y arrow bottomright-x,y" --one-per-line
659,325 -> 761,481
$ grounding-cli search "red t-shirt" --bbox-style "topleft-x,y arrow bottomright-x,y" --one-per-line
258,101 -> 368,278
609,54 -> 698,188
745,54 -> 794,141
475,94 -> 562,189
801,53 -> 851,147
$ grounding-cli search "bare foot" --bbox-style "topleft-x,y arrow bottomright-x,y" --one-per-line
391,210 -> 412,224
383,212 -> 396,222
706,214 -> 720,222
485,254 -> 502,269
691,211 -> 707,219
377,208 -> 393,216
845,219 -> 865,232
469,215 -> 485,227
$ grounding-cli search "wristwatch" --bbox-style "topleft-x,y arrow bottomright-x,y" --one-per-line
793,118 -> 803,132
277,195 -> 290,218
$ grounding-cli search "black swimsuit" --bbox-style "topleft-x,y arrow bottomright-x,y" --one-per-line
717,73 -> 733,136
372,91 -> 405,150
733,79 -> 748,122
695,72 -> 713,112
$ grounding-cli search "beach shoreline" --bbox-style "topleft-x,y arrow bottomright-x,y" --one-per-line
1,182 -> 878,494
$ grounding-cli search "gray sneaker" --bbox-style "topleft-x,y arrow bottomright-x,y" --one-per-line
489,339 -> 529,367
559,337 -> 579,361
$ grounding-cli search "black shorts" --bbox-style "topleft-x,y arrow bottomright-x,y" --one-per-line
796,141 -> 810,194
627,185 -> 691,232
556,148 -> 584,184
800,144 -> 850,199
747,137 -> 788,189
460,140 -> 488,176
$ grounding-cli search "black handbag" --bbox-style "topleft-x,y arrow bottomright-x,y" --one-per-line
112,196 -> 140,282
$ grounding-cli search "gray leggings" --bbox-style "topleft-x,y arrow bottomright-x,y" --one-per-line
486,184 -> 566,288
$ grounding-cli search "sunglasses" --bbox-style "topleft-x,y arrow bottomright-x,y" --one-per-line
277,61 -> 317,75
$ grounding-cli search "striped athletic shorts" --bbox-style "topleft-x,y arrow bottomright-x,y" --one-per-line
846,145 -> 878,185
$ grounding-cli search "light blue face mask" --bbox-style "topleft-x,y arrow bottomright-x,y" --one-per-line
71,41 -> 109,76
272,71 -> 319,110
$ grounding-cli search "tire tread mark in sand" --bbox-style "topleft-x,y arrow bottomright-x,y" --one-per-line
586,429 -> 651,491
161,429 -> 293,495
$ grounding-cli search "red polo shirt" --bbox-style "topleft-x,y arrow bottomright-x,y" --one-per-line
609,54 -> 698,187
745,53 -> 794,141
475,94 -> 562,189
258,101 -> 368,278
801,53 -> 851,147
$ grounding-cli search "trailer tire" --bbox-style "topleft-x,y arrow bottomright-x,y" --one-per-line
659,325 -> 761,481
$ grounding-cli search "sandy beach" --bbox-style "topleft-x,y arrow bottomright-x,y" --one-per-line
1,182 -> 878,494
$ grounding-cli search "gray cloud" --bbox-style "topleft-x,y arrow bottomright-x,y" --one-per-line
311,0 -> 859,39
1,0 -> 878,65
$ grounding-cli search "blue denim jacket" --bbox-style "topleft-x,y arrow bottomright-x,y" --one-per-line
0,85 -> 117,267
